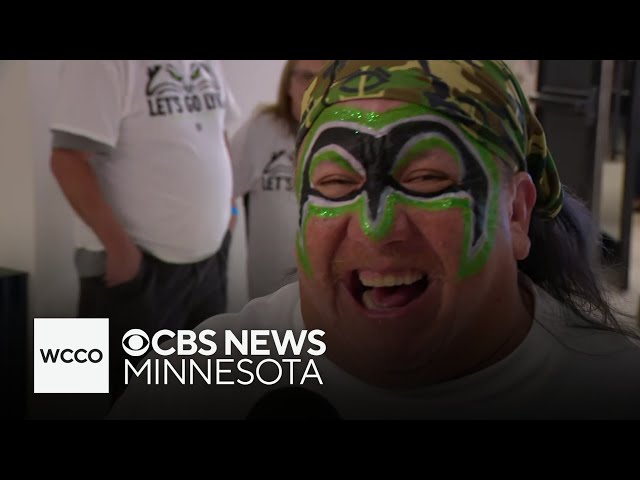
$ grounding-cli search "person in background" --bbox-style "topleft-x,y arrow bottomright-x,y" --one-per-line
230,60 -> 326,299
50,60 -> 240,403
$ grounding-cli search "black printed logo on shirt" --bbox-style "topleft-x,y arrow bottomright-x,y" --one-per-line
262,150 -> 294,191
146,62 -> 223,116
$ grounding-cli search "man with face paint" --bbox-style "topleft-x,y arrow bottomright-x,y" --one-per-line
111,61 -> 640,420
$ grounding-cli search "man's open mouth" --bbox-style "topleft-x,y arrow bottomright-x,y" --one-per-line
347,269 -> 429,311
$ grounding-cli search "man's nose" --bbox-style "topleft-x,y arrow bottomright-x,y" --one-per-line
347,199 -> 413,249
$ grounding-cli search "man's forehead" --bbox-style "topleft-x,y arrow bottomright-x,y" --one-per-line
304,110 -> 475,153
295,105 -> 477,171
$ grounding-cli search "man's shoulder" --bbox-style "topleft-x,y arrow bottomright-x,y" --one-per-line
533,284 -> 640,357
195,282 -> 301,333
531,284 -> 640,409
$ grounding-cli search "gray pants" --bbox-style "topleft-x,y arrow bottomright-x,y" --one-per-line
76,232 -> 232,403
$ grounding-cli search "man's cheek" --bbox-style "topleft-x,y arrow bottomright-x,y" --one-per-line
300,215 -> 349,275
308,213 -> 349,241
416,210 -> 467,274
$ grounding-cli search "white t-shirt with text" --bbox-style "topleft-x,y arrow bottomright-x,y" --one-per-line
51,60 -> 240,263
230,112 -> 298,298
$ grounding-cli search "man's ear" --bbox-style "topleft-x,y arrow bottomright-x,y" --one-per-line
509,172 -> 537,261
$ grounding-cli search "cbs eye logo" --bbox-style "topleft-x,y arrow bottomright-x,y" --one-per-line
122,329 -> 150,357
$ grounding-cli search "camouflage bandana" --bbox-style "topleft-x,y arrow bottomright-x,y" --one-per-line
296,60 -> 563,219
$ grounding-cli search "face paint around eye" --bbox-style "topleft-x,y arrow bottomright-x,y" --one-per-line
296,104 -> 502,280
392,135 -> 462,180
310,159 -> 365,201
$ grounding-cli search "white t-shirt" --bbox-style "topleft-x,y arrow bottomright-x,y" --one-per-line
230,112 -> 298,298
110,277 -> 640,420
51,60 -> 240,263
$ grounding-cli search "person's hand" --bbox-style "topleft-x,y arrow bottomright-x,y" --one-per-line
104,239 -> 143,287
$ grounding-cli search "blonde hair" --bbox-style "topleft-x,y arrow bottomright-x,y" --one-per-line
261,60 -> 327,135
260,60 -> 300,135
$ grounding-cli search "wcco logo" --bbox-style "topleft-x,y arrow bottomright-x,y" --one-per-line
34,318 -> 109,394
40,348 -> 104,364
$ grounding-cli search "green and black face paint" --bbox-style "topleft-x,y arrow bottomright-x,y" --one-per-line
295,60 -> 565,280
296,104 -> 501,279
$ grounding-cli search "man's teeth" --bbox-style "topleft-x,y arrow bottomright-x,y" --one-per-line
359,271 -> 424,288
362,290 -> 384,310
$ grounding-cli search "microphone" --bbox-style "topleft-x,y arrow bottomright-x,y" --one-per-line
246,387 -> 341,420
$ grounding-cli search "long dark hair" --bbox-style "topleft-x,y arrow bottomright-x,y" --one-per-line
519,187 -> 637,338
